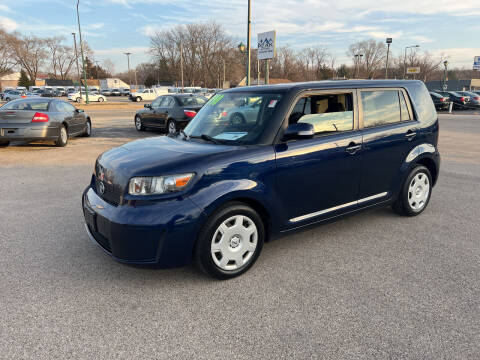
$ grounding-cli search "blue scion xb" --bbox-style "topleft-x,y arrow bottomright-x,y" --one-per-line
82,80 -> 440,279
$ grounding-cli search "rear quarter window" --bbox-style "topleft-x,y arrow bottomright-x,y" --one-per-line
407,82 -> 437,125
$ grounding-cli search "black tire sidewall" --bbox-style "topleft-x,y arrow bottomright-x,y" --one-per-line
56,125 -> 68,147
400,165 -> 432,216
135,116 -> 144,131
83,120 -> 91,137
167,120 -> 176,134
196,203 -> 265,279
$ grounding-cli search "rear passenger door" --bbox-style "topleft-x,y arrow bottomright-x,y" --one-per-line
358,88 -> 420,200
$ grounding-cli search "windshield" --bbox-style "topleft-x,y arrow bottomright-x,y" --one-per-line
184,92 -> 282,145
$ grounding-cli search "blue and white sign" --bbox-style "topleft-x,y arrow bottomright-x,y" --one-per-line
258,31 -> 276,60
474,56 -> 480,70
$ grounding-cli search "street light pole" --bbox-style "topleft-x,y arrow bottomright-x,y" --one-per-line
404,45 -> 420,79
179,40 -> 184,91
76,0 -> 89,104
246,0 -> 252,86
385,38 -> 392,79
71,32 -> 82,96
124,52 -> 132,90
443,60 -> 448,91
354,54 -> 363,79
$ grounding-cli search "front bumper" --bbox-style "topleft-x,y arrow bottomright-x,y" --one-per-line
0,123 -> 59,141
82,186 -> 206,267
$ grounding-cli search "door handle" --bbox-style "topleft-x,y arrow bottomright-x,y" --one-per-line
346,143 -> 362,155
405,130 -> 417,141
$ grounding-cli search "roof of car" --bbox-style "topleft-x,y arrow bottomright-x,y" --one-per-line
222,79 -> 422,93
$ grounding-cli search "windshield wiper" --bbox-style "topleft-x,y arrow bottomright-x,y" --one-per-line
190,134 -> 223,144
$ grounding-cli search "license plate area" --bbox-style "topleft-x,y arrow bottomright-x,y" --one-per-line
84,206 -> 97,232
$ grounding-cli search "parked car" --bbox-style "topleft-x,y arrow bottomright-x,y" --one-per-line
3,90 -> 27,102
429,91 -> 450,111
101,89 -> 112,96
121,88 -> 131,96
0,97 -> 91,147
457,91 -> 480,108
134,94 -> 207,134
55,87 -> 66,96
436,91 -> 469,109
82,80 -> 440,279
1,89 -> 16,100
41,89 -> 57,98
68,92 -> 107,103
129,88 -> 162,102
110,89 -> 121,96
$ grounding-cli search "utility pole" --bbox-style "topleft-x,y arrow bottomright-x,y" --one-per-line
124,52 -> 132,89
76,0 -> 89,103
385,38 -> 392,79
246,0 -> 252,86
354,54 -> 363,79
71,32 -> 82,96
134,70 -> 138,89
180,40 -> 184,91
223,58 -> 226,89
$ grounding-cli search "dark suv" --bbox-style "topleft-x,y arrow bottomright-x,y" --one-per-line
82,80 -> 440,279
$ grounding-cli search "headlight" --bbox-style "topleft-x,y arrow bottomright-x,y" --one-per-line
128,173 -> 194,195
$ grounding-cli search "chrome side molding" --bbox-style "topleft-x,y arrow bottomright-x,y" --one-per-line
290,192 -> 388,223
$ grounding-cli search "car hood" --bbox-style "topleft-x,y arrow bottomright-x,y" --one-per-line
97,136 -> 238,192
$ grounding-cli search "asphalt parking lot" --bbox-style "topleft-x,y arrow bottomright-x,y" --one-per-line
0,109 -> 479,359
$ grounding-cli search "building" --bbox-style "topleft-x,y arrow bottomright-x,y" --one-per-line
99,78 -> 129,90
425,79 -> 480,92
0,72 -> 21,91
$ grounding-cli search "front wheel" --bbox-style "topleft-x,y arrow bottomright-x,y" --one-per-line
98,97 -> 104,102
83,120 -> 92,137
76,97 -> 82,103
393,165 -> 432,216
134,116 -> 145,131
135,96 -> 142,102
55,125 -> 68,147
195,202 -> 265,279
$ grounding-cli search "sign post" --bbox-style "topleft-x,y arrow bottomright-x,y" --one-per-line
385,38 -> 392,79
258,30 -> 276,85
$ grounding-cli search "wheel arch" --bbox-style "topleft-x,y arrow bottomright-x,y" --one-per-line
414,157 -> 438,186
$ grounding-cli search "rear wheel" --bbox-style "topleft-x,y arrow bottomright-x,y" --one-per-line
135,96 -> 142,102
195,202 -> 265,279
393,165 -> 432,216
76,97 -> 82,103
167,119 -> 177,134
0,141 -> 10,148
98,97 -> 104,102
135,116 -> 145,131
55,125 -> 68,147
83,120 -> 92,137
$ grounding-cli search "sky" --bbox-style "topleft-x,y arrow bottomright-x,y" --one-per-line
1,0 -> 479,73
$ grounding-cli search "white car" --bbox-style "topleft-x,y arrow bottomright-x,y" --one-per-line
130,88 -> 164,102
68,92 -> 107,103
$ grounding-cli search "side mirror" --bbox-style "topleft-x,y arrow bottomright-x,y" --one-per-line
75,109 -> 84,113
282,123 -> 314,141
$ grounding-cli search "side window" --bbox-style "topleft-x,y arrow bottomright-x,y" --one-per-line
399,91 -> 411,121
151,97 -> 163,108
361,90 -> 401,128
291,93 -> 354,135
164,97 -> 175,109
61,102 -> 76,112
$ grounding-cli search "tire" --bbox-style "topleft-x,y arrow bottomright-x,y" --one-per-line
55,125 -> 68,147
76,97 -> 82,103
195,202 -> 265,279
5,98 -> 10,102
393,165 -> 432,216
98,97 -> 104,103
0,141 -> 9,148
83,119 -> 92,137
134,116 -> 145,131
135,96 -> 142,102
167,119 -> 177,134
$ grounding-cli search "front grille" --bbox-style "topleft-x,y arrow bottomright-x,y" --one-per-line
88,225 -> 111,252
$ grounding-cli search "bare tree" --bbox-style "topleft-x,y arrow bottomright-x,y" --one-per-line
6,32 -> 48,83
45,36 -> 77,79
102,59 -> 115,76
0,29 -> 16,77
348,39 -> 387,79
